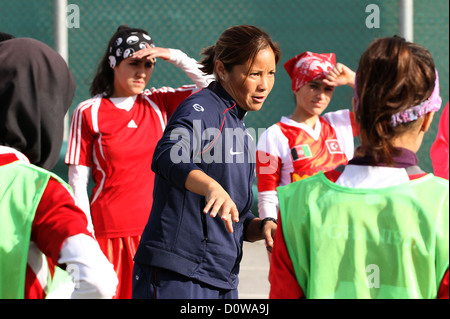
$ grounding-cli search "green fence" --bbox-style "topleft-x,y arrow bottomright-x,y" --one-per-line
1,0 -> 448,185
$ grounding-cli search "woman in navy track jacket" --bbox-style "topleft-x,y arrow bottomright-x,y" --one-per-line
133,25 -> 280,299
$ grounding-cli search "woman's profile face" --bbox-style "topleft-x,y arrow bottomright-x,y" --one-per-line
223,47 -> 276,112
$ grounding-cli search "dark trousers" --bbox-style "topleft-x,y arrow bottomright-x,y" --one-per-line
132,263 -> 238,299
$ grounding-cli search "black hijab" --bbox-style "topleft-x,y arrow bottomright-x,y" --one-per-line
0,38 -> 76,170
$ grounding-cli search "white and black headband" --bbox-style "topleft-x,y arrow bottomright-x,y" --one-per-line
108,30 -> 155,68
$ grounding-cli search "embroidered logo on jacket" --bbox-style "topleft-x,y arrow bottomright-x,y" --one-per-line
193,104 -> 204,112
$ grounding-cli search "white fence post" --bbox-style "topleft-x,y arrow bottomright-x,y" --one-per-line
54,0 -> 69,141
399,0 -> 414,42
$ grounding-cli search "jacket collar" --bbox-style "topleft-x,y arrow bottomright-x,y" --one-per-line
208,81 -> 247,120
349,147 -> 419,168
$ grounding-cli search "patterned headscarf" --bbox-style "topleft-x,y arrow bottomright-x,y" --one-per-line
284,51 -> 336,93
108,29 -> 155,69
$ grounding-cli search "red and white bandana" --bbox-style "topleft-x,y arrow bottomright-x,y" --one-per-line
284,51 -> 336,93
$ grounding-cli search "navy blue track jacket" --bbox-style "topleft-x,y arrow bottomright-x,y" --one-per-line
134,81 -> 256,290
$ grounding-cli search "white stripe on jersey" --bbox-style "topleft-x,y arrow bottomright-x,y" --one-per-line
90,144 -> 106,205
66,96 -> 102,165
144,95 -> 166,130
89,96 -> 106,205
91,95 -> 102,134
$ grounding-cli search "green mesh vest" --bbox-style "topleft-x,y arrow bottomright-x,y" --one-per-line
0,161 -> 70,298
277,172 -> 449,299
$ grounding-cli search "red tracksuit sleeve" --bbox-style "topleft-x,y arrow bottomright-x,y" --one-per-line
31,177 -> 92,264
25,177 -> 92,298
256,150 -> 282,193
269,211 -> 305,299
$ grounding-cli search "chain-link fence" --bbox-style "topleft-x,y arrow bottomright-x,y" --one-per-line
1,0 -> 448,178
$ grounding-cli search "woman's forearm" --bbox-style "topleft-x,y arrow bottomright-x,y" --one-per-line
185,169 -> 239,233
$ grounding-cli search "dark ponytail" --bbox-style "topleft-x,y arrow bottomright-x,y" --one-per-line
199,45 -> 216,75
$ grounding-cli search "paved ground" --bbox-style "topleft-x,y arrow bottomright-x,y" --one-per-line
238,240 -> 271,299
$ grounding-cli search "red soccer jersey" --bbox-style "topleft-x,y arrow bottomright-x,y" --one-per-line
256,110 -> 358,219
257,110 -> 357,189
65,86 -> 198,238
